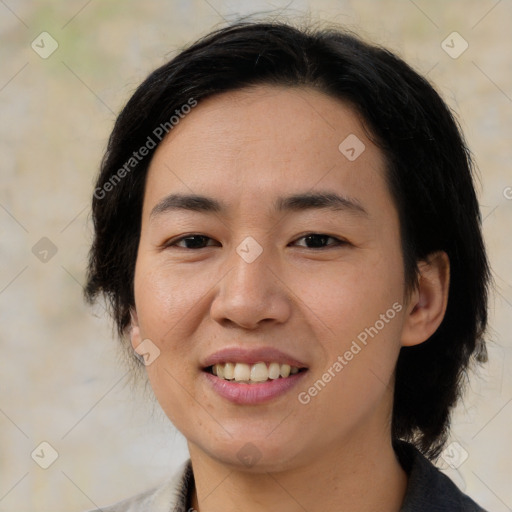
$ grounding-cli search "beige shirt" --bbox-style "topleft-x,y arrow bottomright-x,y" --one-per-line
87,459 -> 193,512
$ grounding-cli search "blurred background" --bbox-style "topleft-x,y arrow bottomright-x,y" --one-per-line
1,1 -> 511,511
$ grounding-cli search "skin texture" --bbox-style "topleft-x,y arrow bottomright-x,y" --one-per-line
130,85 -> 450,512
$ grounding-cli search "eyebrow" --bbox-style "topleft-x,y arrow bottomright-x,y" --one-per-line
150,191 -> 368,219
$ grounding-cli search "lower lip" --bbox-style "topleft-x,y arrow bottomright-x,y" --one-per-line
203,370 -> 308,405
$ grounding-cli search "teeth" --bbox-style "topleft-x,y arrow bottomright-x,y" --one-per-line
234,363 -> 251,382
211,362 -> 302,383
223,362 -> 235,380
280,364 -> 291,378
268,362 -> 281,380
250,362 -> 268,382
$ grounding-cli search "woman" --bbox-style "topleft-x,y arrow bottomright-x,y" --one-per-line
85,20 -> 490,511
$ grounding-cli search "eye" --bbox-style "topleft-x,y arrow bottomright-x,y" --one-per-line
164,233 -> 346,250
165,234 -> 219,249
292,233 -> 346,249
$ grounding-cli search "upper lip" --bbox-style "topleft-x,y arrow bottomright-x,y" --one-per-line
201,347 -> 308,369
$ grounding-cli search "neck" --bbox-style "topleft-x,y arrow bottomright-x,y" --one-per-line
188,432 -> 407,512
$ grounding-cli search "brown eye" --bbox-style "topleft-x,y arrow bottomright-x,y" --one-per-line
167,235 -> 218,249
293,234 -> 345,249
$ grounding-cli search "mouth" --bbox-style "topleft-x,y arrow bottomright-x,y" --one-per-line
204,361 -> 308,384
201,347 -> 309,404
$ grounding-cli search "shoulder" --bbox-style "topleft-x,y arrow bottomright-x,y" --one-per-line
395,441 -> 487,512
84,459 -> 192,512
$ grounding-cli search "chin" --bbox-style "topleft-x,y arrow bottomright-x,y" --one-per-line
191,429 -> 311,473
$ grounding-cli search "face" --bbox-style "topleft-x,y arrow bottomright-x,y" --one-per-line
131,85 -> 410,472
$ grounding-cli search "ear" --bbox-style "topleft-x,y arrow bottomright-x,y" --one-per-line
129,308 -> 142,350
400,251 -> 450,347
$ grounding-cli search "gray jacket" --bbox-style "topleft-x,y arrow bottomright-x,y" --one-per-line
89,441 -> 487,511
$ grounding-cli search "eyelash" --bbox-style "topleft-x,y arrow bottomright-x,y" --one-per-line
165,233 -> 347,250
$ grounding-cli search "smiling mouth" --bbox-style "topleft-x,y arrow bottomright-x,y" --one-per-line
205,362 -> 308,384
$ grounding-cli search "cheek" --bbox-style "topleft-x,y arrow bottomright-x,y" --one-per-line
134,260 -> 206,428
144,362 -> 203,441
294,266 -> 404,429
291,254 -> 404,344
133,257 -> 211,342
290,251 -> 406,413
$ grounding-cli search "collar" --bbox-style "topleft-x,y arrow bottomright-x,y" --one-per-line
170,441 -> 486,511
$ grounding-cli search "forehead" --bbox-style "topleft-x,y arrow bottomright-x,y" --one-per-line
144,85 -> 392,220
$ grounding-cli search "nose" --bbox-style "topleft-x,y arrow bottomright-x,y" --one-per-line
209,243 -> 292,330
